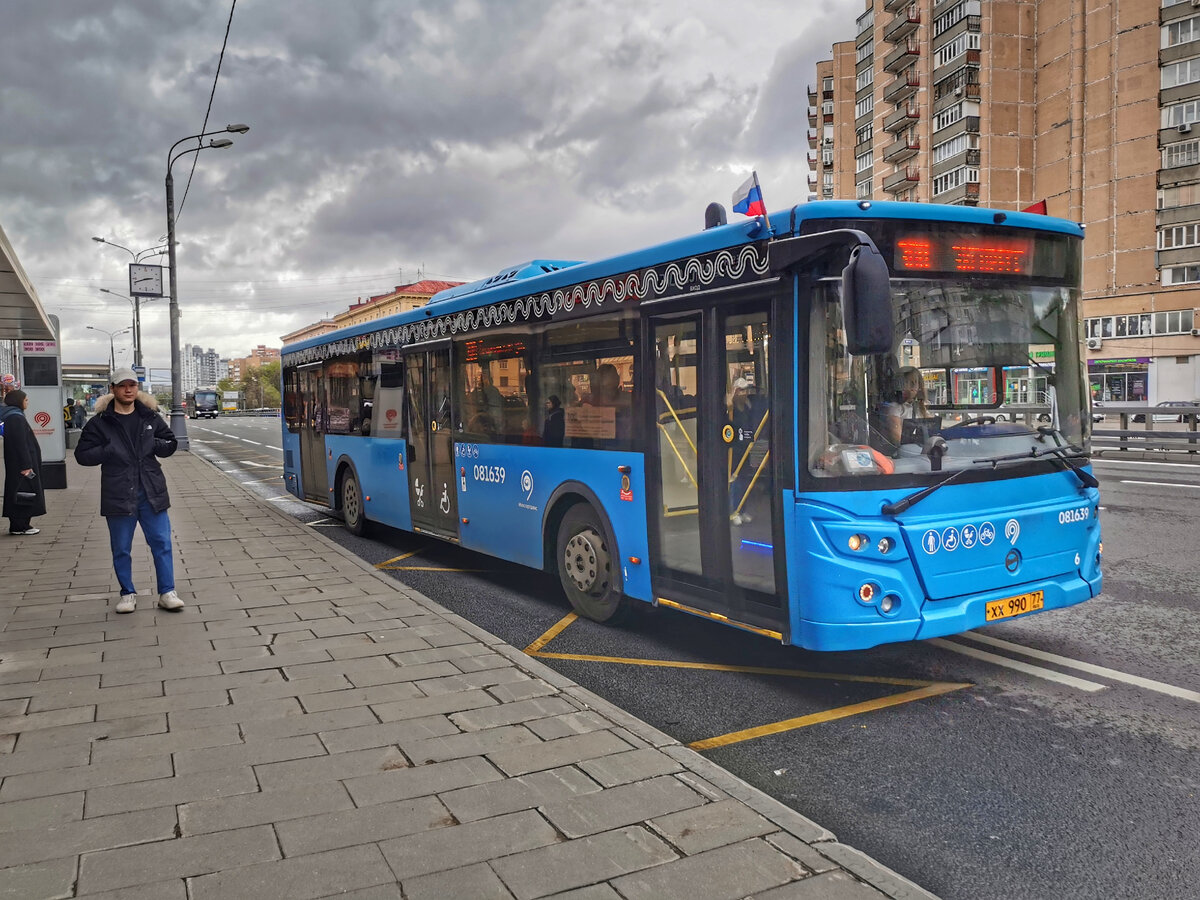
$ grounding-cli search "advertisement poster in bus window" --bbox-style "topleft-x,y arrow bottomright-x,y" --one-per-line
374,387 -> 404,435
565,406 -> 616,439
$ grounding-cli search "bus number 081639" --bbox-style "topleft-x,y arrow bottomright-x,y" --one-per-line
474,465 -> 506,484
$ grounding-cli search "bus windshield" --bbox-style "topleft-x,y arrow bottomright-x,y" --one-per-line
811,277 -> 1088,478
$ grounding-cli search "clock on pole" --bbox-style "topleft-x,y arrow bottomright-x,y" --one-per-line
129,263 -> 164,297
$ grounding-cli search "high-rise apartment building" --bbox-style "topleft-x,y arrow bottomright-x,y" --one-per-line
182,344 -> 224,391
813,0 -> 1200,405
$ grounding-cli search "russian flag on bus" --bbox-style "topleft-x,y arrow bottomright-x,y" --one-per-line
732,172 -> 766,218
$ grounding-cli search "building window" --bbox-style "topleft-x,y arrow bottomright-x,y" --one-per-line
1158,222 -> 1200,249
1162,57 -> 1200,90
855,94 -> 875,119
933,166 -> 979,196
823,173 -> 834,188
856,123 -> 873,145
822,147 -> 834,166
856,68 -> 874,91
1163,140 -> 1200,168
855,150 -> 874,173
1158,183 -> 1200,208
932,133 -> 977,163
934,0 -> 979,38
1163,100 -> 1200,128
934,31 -> 981,67
1085,312 -> 1194,336
856,41 -> 874,64
1163,264 -> 1200,285
934,102 -> 965,131
823,76 -> 834,92
857,8 -> 874,35
856,179 -> 872,199
1164,15 -> 1200,47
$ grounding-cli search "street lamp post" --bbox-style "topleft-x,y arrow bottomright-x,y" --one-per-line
99,288 -> 144,368
165,123 -> 249,451
86,325 -> 132,378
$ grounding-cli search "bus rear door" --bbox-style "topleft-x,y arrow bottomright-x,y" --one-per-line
298,365 -> 328,503
404,346 -> 460,539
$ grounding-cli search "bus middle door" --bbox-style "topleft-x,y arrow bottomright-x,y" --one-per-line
404,346 -> 460,539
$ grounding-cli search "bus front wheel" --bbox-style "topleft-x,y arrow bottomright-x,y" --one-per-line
556,504 -> 627,623
341,469 -> 369,537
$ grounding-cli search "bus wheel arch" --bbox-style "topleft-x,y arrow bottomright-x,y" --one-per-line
547,493 -> 628,624
334,458 -> 370,537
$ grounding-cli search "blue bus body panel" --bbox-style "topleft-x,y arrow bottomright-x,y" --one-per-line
326,436 -> 414,532
454,443 -> 652,601
788,469 -> 1101,651
281,430 -> 302,499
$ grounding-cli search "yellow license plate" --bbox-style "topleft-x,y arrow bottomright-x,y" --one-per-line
985,590 -> 1045,622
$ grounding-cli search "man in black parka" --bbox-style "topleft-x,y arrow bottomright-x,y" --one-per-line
75,368 -> 184,614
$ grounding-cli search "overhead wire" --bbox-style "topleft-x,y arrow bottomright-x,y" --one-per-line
176,0 -> 237,223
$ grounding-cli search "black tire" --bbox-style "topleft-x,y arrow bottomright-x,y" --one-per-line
556,504 -> 627,623
341,469 -> 369,537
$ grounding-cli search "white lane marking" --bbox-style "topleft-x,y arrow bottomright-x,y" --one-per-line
929,638 -> 1107,692
307,517 -> 341,527
266,496 -> 292,502
960,632 -> 1200,703
240,460 -> 276,468
239,439 -> 263,446
266,446 -> 283,451
1118,480 -> 1200,489
1094,459 -> 1200,469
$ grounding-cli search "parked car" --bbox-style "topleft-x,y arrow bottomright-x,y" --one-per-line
1132,400 -> 1199,423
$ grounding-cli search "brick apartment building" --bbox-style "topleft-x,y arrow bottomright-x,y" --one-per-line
280,279 -> 464,347
813,0 -> 1200,405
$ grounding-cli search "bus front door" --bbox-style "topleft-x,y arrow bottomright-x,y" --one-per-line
298,366 -> 328,503
647,302 -> 784,633
404,347 -> 459,539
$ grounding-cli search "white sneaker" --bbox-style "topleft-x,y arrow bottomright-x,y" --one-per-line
115,594 -> 137,614
157,590 -> 185,611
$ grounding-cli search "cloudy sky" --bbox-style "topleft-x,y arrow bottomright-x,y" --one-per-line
2,0 -> 862,373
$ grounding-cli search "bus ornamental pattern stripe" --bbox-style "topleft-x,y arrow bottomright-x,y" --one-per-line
283,244 -> 768,365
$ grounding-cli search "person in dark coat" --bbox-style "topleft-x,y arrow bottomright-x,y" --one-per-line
1,389 -> 45,536
541,394 -> 565,447
72,400 -> 86,429
74,368 -> 183,614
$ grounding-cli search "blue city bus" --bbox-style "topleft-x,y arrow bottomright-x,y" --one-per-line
281,199 -> 1101,651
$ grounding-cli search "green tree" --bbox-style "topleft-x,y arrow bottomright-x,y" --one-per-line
242,361 -> 281,408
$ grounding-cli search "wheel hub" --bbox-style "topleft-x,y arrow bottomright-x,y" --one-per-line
564,531 -> 607,594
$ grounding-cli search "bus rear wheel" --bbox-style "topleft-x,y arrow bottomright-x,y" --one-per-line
341,470 -> 369,536
556,504 -> 627,623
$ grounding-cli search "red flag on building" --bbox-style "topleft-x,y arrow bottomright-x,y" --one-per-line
1022,200 -> 1048,215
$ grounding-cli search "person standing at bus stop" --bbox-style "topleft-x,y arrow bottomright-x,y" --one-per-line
1,390 -> 45,536
74,368 -> 184,614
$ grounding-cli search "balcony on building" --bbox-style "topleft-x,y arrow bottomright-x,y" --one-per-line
883,5 -> 920,44
807,84 -> 817,106
883,134 -> 920,164
808,105 -> 818,127
884,102 -> 921,132
884,39 -> 921,73
808,172 -> 818,188
884,69 -> 920,104
884,0 -> 910,12
883,166 -> 921,193
807,150 -> 818,167
808,128 -> 819,149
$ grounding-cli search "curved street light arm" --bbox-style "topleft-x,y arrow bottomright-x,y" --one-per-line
166,124 -> 249,170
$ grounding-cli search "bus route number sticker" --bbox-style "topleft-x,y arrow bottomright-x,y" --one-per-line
474,465 -> 506,484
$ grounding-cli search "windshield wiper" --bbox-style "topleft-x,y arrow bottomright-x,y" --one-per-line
880,445 -> 1097,517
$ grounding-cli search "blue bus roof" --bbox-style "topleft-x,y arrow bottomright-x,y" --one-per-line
283,199 -> 1083,357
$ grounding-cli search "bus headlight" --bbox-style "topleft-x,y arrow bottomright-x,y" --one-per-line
848,534 -> 868,552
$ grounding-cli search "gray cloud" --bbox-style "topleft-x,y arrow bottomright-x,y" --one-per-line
0,0 -> 860,367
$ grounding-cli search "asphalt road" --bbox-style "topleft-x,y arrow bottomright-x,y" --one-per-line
188,416 -> 1200,900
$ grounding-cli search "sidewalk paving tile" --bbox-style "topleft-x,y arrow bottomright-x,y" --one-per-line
0,452 -> 936,900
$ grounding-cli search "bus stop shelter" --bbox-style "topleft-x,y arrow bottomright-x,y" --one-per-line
2,220 -> 67,487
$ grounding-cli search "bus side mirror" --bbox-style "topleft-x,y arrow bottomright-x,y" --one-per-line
841,243 -> 894,356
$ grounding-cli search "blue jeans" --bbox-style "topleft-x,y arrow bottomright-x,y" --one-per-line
106,493 -> 174,595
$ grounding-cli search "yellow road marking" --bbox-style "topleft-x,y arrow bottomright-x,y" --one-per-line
375,549 -> 422,568
688,681 -> 972,751
529,651 -> 934,687
524,613 -> 579,654
380,566 -> 491,572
